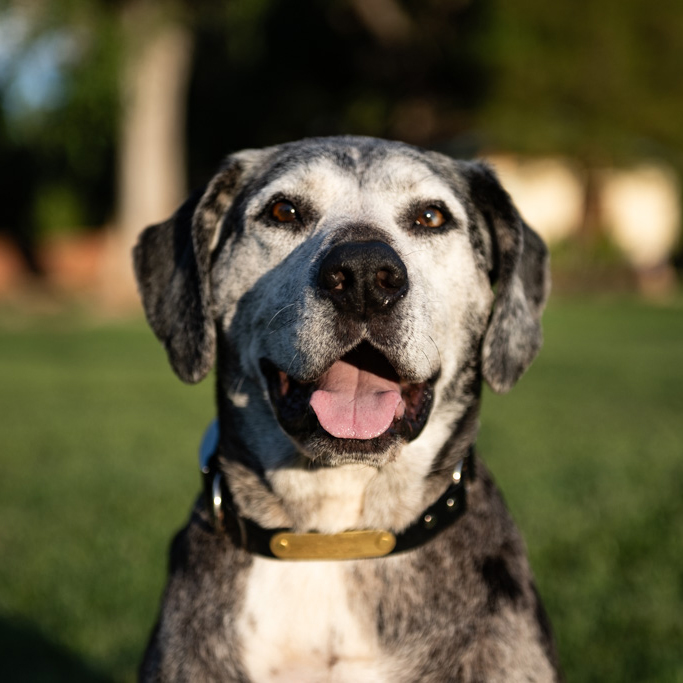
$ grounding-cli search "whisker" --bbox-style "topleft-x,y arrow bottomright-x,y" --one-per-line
267,304 -> 296,330
268,316 -> 298,335
286,352 -> 299,375
231,375 -> 246,394
421,347 -> 433,376
412,169 -> 446,186
427,335 -> 442,369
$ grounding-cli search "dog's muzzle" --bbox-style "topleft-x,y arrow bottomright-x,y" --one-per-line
260,240 -> 436,463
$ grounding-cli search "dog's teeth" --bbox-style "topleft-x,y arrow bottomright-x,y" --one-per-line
278,371 -> 290,396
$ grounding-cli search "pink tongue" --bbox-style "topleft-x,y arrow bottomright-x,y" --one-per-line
309,359 -> 404,440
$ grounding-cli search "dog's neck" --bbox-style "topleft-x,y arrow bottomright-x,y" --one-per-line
204,444 -> 474,559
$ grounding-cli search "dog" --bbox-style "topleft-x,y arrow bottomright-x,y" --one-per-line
134,136 -> 560,682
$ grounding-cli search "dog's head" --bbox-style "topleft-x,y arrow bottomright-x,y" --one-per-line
134,137 -> 548,469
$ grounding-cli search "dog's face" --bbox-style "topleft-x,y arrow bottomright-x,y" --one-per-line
134,137 -> 548,469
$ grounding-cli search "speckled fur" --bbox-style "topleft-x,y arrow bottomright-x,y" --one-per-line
134,136 -> 560,682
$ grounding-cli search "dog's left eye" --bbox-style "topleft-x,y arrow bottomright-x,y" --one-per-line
415,207 -> 446,229
271,200 -> 299,223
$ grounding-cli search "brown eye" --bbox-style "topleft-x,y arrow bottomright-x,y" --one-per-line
415,207 -> 446,229
271,200 -> 298,223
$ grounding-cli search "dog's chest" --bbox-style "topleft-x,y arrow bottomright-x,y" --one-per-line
236,558 -> 396,683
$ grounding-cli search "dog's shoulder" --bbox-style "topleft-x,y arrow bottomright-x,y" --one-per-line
140,503 -> 254,681
346,464 -> 561,681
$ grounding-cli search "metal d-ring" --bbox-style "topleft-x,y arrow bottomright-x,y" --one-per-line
452,458 -> 464,485
212,473 -> 225,531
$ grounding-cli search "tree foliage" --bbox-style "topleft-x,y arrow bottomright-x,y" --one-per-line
185,0 -> 489,185
480,0 -> 683,165
0,1 -> 120,273
0,0 -> 681,257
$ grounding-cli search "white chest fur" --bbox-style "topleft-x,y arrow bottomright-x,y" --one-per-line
236,558 -> 396,683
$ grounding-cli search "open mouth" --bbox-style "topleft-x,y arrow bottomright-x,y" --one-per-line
260,342 -> 435,457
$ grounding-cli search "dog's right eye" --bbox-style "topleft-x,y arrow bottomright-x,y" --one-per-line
271,200 -> 299,223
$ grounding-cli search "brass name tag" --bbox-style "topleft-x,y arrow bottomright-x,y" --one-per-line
270,529 -> 397,560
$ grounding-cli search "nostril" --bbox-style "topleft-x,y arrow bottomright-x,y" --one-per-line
331,271 -> 347,291
321,268 -> 351,293
376,270 -> 391,290
376,268 -> 402,292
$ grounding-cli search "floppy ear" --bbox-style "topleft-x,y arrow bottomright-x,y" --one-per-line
133,157 -> 247,383
465,162 -> 550,394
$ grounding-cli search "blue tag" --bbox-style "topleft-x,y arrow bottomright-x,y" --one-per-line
198,419 -> 219,474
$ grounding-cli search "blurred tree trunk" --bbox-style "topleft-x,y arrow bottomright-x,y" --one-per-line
103,1 -> 193,306
578,165 -> 603,247
348,0 -> 412,46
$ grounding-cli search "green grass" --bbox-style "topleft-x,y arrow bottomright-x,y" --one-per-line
1,297 -> 682,682
479,297 -> 683,682
0,315 -> 213,681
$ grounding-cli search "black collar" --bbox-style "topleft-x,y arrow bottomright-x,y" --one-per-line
198,420 -> 475,560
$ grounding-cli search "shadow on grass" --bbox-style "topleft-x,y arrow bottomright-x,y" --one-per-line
0,616 -> 113,683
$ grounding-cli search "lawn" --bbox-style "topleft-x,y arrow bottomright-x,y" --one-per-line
1,296 -> 682,682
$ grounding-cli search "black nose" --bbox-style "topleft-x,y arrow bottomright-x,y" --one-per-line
317,241 -> 408,317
